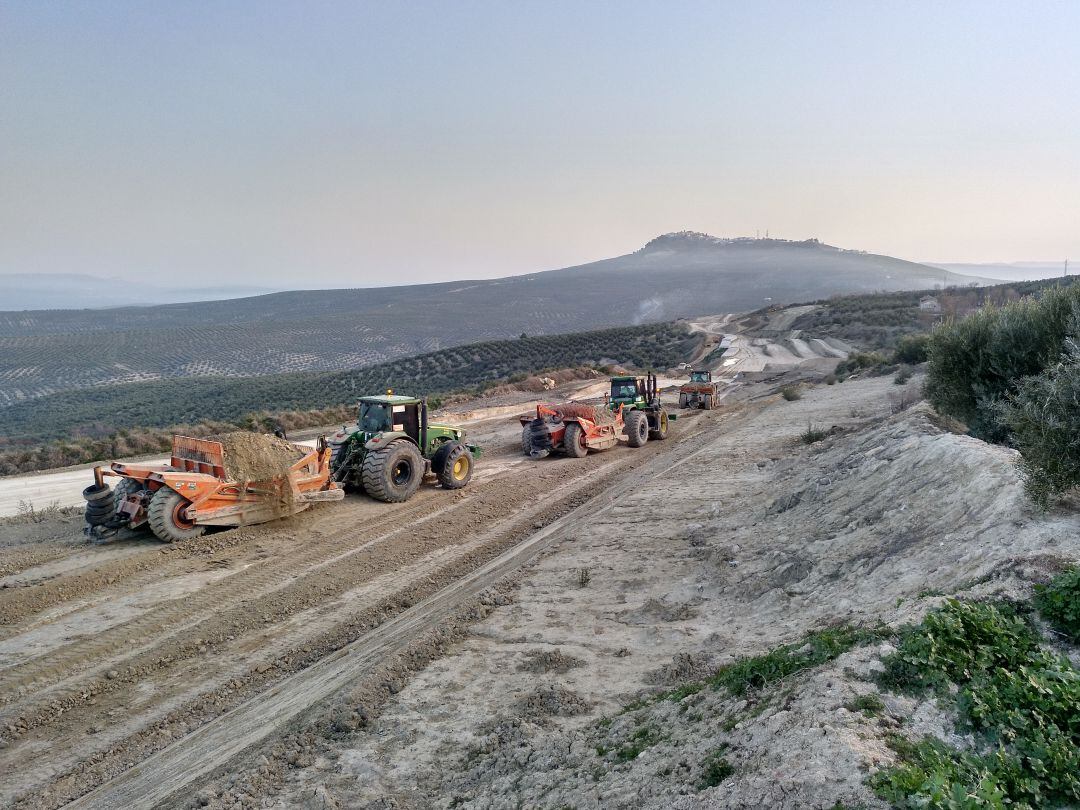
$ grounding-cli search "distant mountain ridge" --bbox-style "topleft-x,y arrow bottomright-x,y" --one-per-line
0,272 -> 276,310
0,233 -> 990,406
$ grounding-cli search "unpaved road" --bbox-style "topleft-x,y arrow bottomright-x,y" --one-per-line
0,387 -> 728,809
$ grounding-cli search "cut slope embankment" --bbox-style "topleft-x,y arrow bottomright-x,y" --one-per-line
257,376 -> 1080,809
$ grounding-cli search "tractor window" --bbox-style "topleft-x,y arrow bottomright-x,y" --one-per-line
359,402 -> 392,433
690,371 -> 709,382
611,381 -> 638,399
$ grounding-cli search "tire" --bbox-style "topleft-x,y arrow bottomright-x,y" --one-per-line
84,501 -> 113,527
82,483 -> 112,503
625,411 -> 649,447
703,395 -> 713,410
147,488 -> 206,543
362,439 -> 424,503
649,409 -> 669,441
520,425 -> 533,456
112,478 -> 144,515
437,442 -> 474,489
562,422 -> 588,458
678,393 -> 688,408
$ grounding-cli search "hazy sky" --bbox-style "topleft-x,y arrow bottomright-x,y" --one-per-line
2,1 -> 1078,287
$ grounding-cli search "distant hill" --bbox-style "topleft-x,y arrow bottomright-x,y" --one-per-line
0,233 -> 989,406
928,262 -> 1072,282
0,272 -> 275,310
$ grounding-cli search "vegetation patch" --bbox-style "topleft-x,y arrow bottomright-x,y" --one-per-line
801,423 -> 831,445
1034,567 -> 1080,642
872,592 -> 1080,809
697,745 -> 735,789
715,626 -> 874,696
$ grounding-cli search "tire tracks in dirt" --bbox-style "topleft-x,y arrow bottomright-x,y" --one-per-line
56,409 -> 740,809
2,418 -> 717,807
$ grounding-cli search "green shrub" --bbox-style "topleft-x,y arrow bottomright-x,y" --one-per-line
893,367 -> 913,385
780,385 -> 802,401
834,352 -> 888,381
925,285 -> 1080,442
1000,349 -> 1080,505
801,423 -> 829,444
1034,567 -> 1080,641
893,333 -> 931,365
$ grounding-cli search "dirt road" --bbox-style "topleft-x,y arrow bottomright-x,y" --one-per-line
0,391 -> 726,809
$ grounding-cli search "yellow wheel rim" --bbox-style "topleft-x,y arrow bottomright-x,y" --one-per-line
453,456 -> 468,479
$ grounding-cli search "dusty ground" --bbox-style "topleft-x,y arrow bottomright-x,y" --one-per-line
0,369 -> 753,809
12,324 -> 1056,810
249,373 -> 1080,810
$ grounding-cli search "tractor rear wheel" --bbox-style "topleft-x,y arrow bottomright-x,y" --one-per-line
678,393 -> 688,408
625,411 -> 649,447
436,442 -> 474,489
362,439 -> 424,503
147,488 -> 206,543
703,394 -> 713,410
562,422 -> 588,458
649,409 -> 669,441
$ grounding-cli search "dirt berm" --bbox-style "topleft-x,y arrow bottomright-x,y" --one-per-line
260,377 -> 1080,809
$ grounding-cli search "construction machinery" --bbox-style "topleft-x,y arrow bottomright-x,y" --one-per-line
83,434 -> 344,542
520,403 -> 627,458
328,393 -> 480,502
679,369 -> 720,409
607,372 -> 672,442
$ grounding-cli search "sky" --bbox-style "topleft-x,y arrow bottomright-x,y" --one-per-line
1,1 -> 1078,287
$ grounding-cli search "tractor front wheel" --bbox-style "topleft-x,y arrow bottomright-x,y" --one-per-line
678,393 -> 688,408
625,411 -> 649,447
436,442 -> 474,489
562,422 -> 589,458
362,439 -> 424,503
147,488 -> 206,543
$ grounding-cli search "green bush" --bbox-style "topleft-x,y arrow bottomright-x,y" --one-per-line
925,285 -> 1080,442
1000,349 -> 1080,505
1034,567 -> 1080,641
697,746 -> 735,788
780,385 -> 802,401
893,333 -> 931,365
834,352 -> 888,381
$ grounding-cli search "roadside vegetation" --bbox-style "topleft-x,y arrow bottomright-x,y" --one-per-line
924,283 -> 1080,504
873,582 -> 1080,809
0,322 -> 697,474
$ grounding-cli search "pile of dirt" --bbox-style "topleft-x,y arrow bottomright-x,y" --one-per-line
212,432 -> 305,483
553,403 -> 615,425
516,648 -> 584,674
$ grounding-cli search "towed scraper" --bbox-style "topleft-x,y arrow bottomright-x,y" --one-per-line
83,434 -> 344,542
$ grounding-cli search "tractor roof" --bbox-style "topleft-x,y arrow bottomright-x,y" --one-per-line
358,394 -> 422,405
610,375 -> 640,382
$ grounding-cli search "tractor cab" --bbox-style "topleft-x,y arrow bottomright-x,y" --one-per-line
689,370 -> 712,383
357,395 -> 422,441
609,376 -> 647,406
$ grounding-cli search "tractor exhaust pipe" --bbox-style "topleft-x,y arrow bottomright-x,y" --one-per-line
420,399 -> 429,453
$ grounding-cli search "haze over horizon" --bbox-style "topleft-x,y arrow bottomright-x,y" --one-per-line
3,1 -> 1077,288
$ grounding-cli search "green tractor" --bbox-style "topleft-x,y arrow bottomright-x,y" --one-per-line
328,393 -> 480,503
606,372 -> 673,446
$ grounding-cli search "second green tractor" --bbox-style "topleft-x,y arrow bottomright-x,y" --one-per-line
607,372 -> 673,446
328,393 -> 480,503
